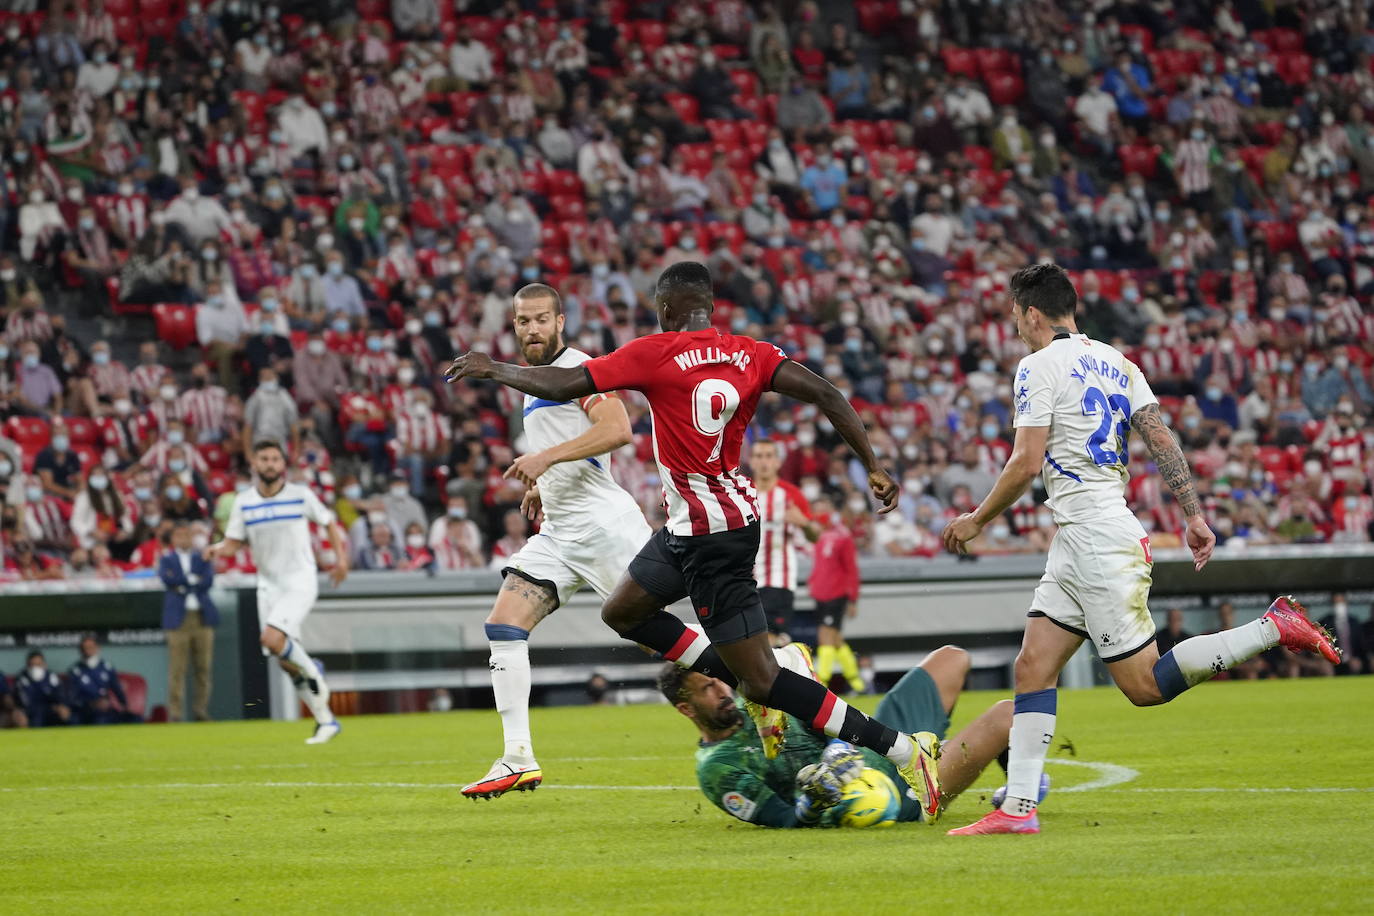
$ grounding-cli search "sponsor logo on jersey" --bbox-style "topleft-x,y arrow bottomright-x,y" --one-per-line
722,791 -> 757,821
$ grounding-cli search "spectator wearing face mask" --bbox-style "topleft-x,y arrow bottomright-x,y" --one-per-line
799,147 -> 847,218
66,634 -> 142,725
70,465 -> 135,555
163,176 -> 232,244
244,310 -> 294,384
242,367 -> 300,458
159,469 -> 205,522
33,419 -> 81,500
14,339 -> 62,415
195,279 -> 249,389
14,651 -> 69,727
321,253 -> 367,320
399,520 -> 435,571
22,472 -> 73,553
427,494 -> 484,564
294,331 -> 348,445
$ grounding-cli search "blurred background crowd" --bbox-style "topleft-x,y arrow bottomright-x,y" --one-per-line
0,0 -> 1372,582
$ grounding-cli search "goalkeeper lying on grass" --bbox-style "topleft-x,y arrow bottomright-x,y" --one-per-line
660,645 -> 1036,827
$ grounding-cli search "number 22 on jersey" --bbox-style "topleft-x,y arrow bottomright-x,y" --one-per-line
1081,386 -> 1132,466
691,379 -> 741,464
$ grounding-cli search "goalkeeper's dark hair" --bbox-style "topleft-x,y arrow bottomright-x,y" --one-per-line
1009,262 -> 1077,320
513,282 -> 563,315
657,662 -> 692,705
655,261 -> 713,309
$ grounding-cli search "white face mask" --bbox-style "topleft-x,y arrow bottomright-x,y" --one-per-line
406,533 -> 425,549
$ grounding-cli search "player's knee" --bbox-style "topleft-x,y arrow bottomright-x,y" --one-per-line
259,630 -> 285,655
931,645 -> 971,678
599,601 -> 632,635
735,676 -> 772,705
991,698 -> 1014,727
1012,649 -> 1049,691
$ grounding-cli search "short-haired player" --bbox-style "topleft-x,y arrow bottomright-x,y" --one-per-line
943,264 -> 1340,835
205,440 -> 350,744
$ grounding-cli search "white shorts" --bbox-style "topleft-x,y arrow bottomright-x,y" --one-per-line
502,514 -> 653,609
258,572 -> 320,641
1029,516 -> 1156,662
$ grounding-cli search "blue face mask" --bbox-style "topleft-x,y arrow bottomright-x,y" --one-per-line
332,318 -> 349,333
52,436 -> 70,452
327,262 -> 344,277
169,458 -> 187,473
424,312 -> 441,328
981,424 -> 998,440
367,337 -> 383,352
165,486 -> 184,502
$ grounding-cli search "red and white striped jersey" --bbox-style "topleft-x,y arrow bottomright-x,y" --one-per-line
130,364 -> 169,402
1173,139 -> 1212,194
394,407 -> 451,455
752,480 -> 812,591
178,385 -> 229,439
24,496 -> 71,545
584,329 -> 788,537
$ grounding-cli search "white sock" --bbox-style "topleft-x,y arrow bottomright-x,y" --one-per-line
488,625 -> 535,764
283,638 -> 333,725
1001,688 -> 1056,816
1153,618 -> 1278,700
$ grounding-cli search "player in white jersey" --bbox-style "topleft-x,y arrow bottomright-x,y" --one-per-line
205,440 -> 351,744
461,283 -> 653,799
942,264 -> 1340,836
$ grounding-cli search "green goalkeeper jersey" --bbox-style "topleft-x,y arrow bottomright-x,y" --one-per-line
693,700 -> 918,827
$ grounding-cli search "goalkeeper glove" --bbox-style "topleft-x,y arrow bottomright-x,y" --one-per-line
794,762 -> 845,826
820,740 -> 864,786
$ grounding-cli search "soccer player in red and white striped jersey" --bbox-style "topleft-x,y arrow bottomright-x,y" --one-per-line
747,438 -> 819,643
446,262 -> 944,819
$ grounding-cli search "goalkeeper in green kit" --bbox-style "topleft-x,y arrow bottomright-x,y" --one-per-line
660,644 -> 1033,827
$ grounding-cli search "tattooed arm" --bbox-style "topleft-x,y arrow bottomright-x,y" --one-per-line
1130,403 -> 1215,571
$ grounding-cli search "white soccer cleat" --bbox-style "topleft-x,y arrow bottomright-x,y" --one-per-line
305,721 -> 342,744
461,758 -> 543,799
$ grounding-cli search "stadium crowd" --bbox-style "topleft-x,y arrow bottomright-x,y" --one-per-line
0,0 -> 1372,582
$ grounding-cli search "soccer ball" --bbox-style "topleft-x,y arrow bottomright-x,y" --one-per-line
837,768 -> 902,828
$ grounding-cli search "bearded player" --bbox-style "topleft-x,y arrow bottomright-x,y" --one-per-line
461,283 -> 654,799
664,645 -> 1021,828
205,440 -> 349,744
942,264 -> 1340,836
448,261 -> 944,819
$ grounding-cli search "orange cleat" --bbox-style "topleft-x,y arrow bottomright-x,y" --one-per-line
1264,596 -> 1341,664
946,808 -> 1041,836
461,760 -> 543,799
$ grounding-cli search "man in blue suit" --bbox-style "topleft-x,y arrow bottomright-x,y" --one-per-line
160,522 -> 219,722
66,634 -> 142,725
15,651 -> 70,727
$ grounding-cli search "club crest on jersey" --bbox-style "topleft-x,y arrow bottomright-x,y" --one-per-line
673,347 -> 752,372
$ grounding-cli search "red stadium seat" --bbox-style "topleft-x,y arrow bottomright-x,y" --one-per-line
65,416 -> 99,448
5,416 -> 51,457
232,90 -> 266,129
1257,221 -> 1299,252
153,304 -> 198,350
727,69 -> 759,99
665,92 -> 700,124
549,195 -> 586,222
679,143 -> 714,175
940,47 -> 978,78
840,120 -> 880,149
199,442 -> 231,471
705,221 -> 745,252
547,170 -> 582,198
739,121 -> 770,152
962,145 -> 994,171
705,119 -> 742,146
112,15 -> 140,43
117,673 -> 148,718
1280,54 -> 1312,86
986,72 -> 1024,105
1119,144 -> 1161,179
975,47 -> 1019,77
206,469 -> 235,496
539,222 -> 568,251
540,250 -> 572,274
633,20 -> 667,52
1252,121 -> 1286,145
1263,28 -> 1304,54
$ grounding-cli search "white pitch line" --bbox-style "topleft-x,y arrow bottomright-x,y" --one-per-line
65,756 -> 671,777
1046,758 -> 1140,793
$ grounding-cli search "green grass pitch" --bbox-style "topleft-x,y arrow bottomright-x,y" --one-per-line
4,677 -> 1372,914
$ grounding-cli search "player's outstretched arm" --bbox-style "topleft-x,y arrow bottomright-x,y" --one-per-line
504,397 -> 633,487
770,360 -> 898,513
203,536 -> 244,561
445,351 -> 595,402
942,424 -> 1048,554
1130,403 -> 1215,571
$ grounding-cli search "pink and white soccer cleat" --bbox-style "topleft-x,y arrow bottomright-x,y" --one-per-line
946,808 -> 1041,836
1264,596 -> 1341,664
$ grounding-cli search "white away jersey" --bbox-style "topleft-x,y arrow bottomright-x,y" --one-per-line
225,481 -> 334,583
1013,334 -> 1158,525
520,347 -> 643,541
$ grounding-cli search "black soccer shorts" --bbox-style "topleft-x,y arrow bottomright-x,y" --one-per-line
627,523 -> 767,645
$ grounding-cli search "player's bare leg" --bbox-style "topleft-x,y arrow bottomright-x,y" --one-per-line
949,617 -> 1081,835
462,575 -> 557,800
939,701 -> 1014,802
260,625 -> 339,744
